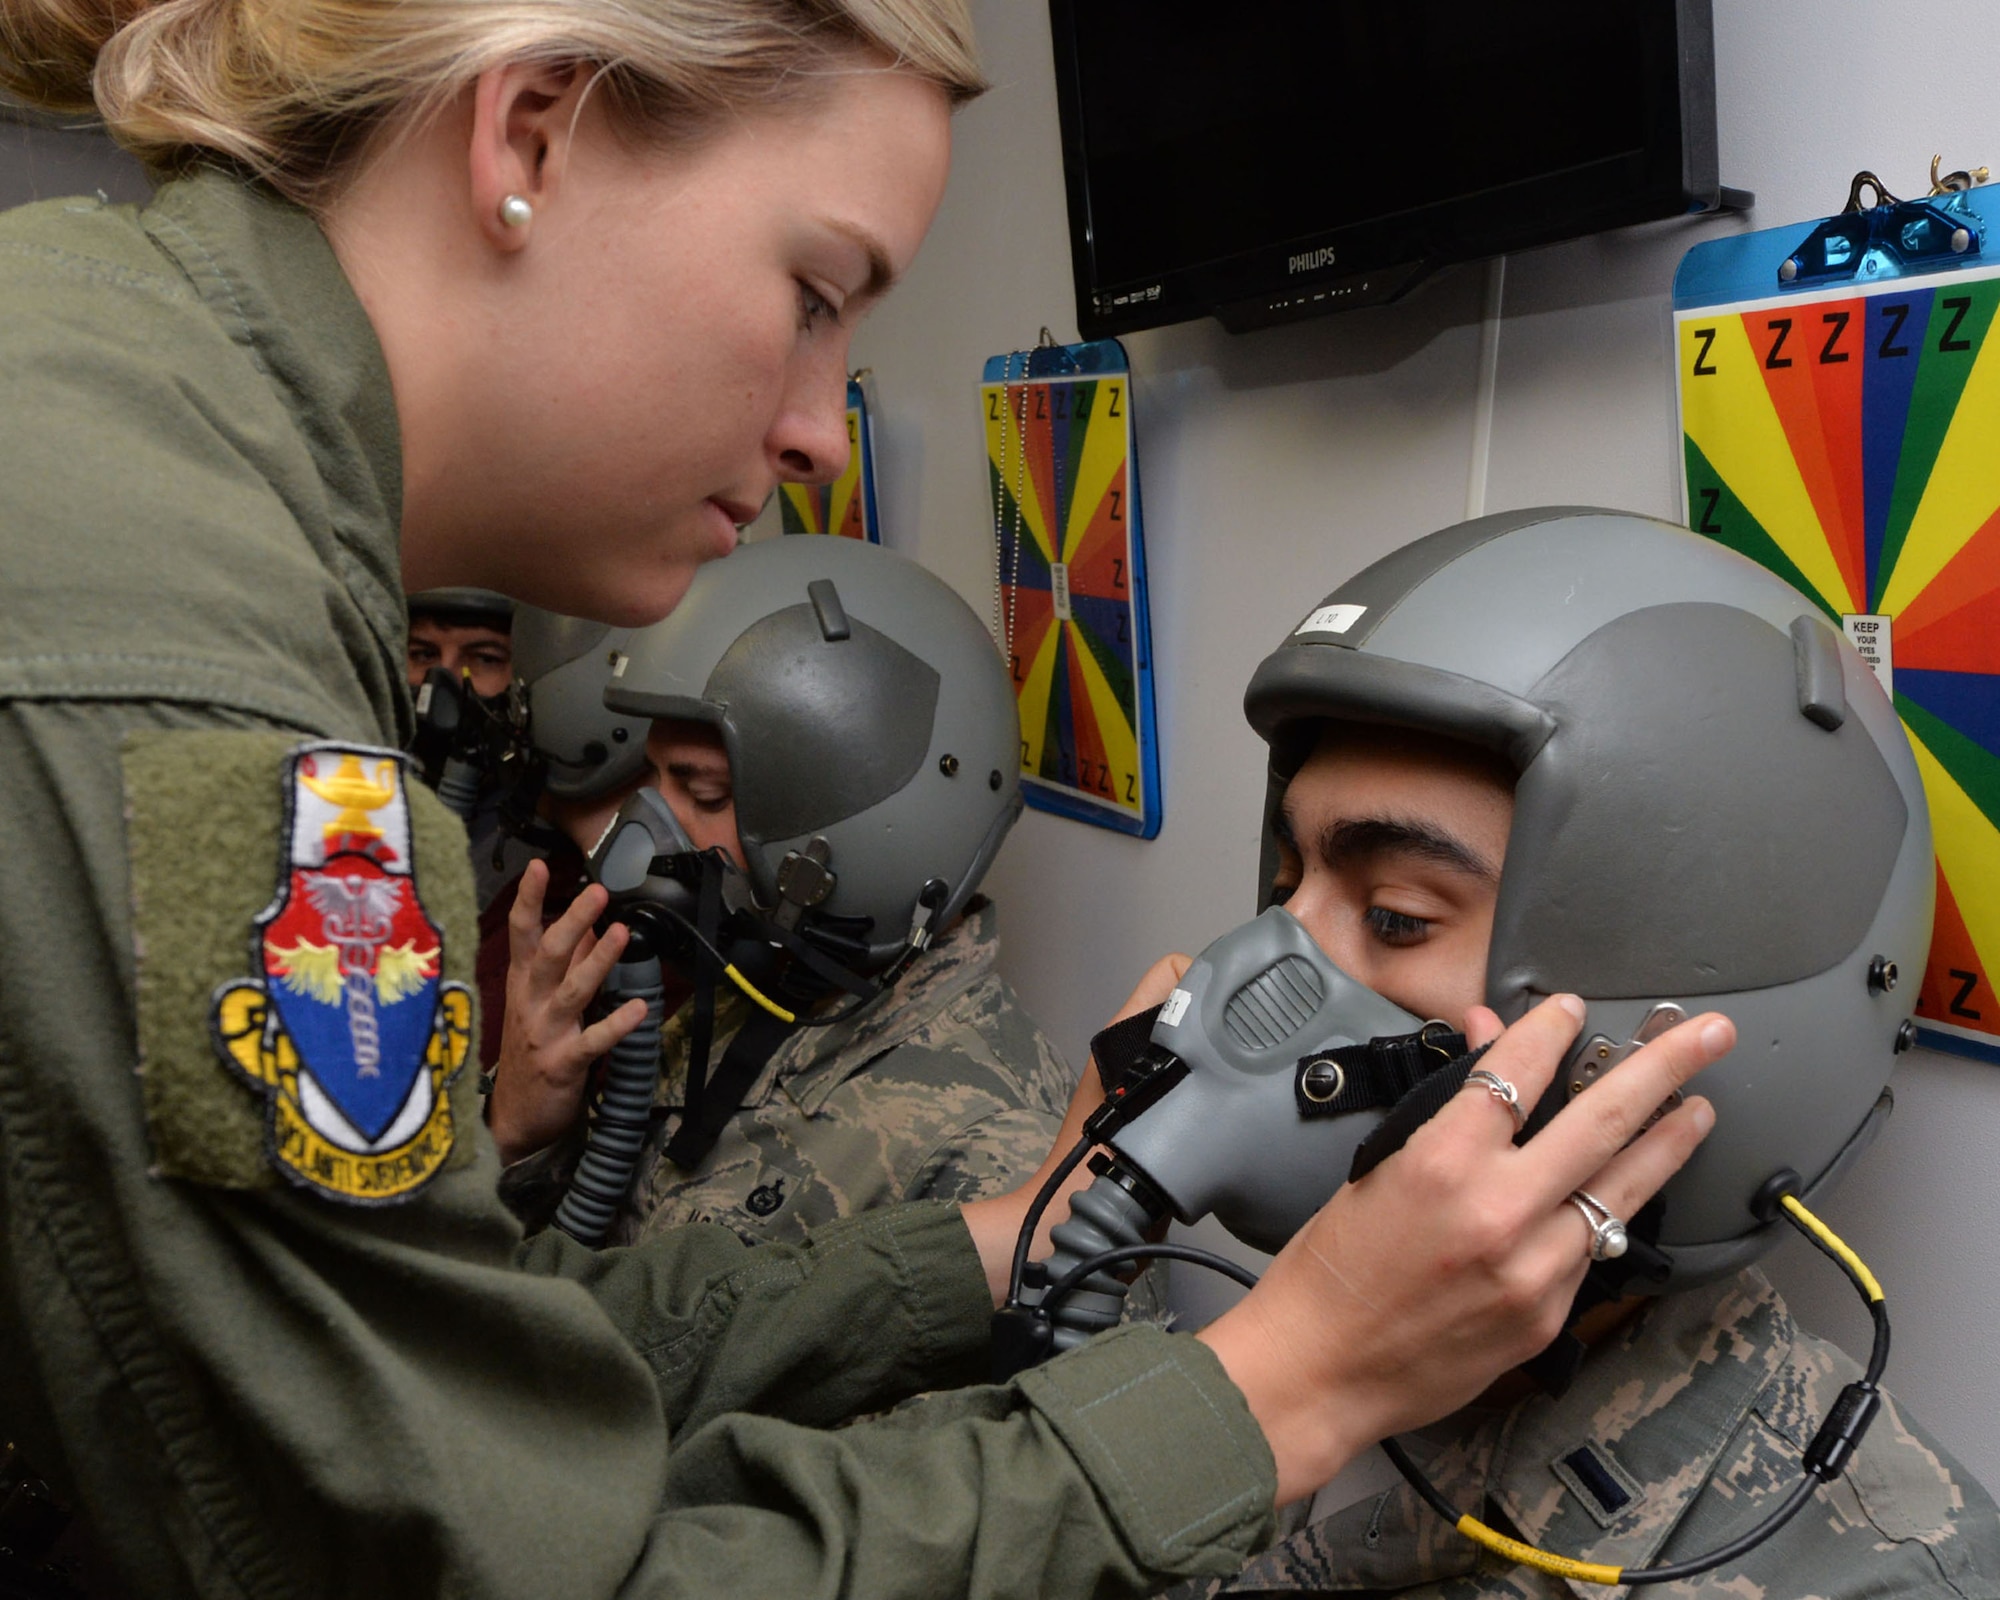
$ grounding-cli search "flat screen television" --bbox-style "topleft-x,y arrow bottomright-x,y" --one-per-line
1048,0 -> 1745,337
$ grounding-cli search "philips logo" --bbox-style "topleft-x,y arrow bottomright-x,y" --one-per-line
1288,246 -> 1338,275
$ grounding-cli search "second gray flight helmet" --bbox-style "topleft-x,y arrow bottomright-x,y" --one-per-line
511,610 -> 653,801
604,537 -> 1024,970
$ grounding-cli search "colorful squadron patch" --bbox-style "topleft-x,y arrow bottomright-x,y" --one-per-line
209,744 -> 471,1204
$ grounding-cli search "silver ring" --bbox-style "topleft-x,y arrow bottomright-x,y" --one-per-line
1569,1189 -> 1629,1261
1463,1068 -> 1526,1130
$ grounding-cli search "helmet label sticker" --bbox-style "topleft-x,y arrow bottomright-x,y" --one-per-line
1158,987 -> 1193,1027
1842,614 -> 1894,697
1294,602 -> 1368,637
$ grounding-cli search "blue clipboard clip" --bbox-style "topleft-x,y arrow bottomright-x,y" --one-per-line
1776,170 -> 1984,290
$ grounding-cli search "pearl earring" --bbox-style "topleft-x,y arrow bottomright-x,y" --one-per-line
499,194 -> 533,228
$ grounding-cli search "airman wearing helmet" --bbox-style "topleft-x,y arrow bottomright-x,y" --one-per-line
1164,509 -> 2000,1597
487,537 -> 1082,1252
406,587 -> 517,699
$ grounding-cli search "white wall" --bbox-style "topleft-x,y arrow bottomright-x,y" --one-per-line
851,0 -> 2000,1489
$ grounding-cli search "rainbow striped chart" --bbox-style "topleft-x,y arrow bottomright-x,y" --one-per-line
982,338 -> 1160,838
779,378 -> 880,541
1675,187 -> 2000,1061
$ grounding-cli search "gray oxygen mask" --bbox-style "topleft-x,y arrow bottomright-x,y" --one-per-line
1003,906 -> 1434,1361
1108,906 -> 1425,1255
587,788 -> 699,908
582,787 -> 757,974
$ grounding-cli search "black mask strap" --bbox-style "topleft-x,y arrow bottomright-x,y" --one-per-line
1296,1028 -> 1468,1125
1087,1004 -> 1166,1094
1342,1037 -> 1487,1182
762,919 -> 880,1003
680,856 -> 727,1120
663,1005 -> 795,1171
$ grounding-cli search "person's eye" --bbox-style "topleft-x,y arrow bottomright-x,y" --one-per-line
797,279 -> 840,332
1364,905 -> 1432,947
687,785 -> 733,815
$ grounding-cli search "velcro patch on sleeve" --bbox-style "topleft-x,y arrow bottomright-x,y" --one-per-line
126,731 -> 480,1202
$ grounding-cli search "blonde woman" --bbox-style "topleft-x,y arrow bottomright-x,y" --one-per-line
0,4 -> 1721,1595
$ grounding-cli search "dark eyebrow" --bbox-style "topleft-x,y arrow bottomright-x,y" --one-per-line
1314,816 -> 1499,882
823,218 -> 896,301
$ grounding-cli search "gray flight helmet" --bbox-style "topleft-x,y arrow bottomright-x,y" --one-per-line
407,587 -> 516,630
1244,508 -> 1934,1289
511,608 -> 653,801
603,537 -> 1024,969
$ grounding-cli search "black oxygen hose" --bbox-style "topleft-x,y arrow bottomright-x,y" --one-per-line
552,933 -> 668,1246
434,756 -> 485,821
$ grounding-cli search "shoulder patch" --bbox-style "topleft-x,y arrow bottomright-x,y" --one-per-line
127,732 -> 478,1202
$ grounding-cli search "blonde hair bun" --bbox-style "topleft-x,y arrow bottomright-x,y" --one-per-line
0,0 -> 984,202
1,0 -> 135,114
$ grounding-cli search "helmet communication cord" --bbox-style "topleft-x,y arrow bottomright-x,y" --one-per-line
551,798 -> 956,1239
1004,1162 -> 1890,1588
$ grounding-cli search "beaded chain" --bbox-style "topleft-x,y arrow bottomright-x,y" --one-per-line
990,348 -> 1030,673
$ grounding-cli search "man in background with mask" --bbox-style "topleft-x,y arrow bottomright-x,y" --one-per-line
405,588 -> 515,699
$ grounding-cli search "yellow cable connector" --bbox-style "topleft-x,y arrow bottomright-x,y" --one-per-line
1455,1517 -> 1623,1586
1779,1193 -> 1884,1302
724,964 -> 796,1023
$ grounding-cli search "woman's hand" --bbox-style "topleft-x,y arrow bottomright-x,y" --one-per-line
961,951 -> 1193,1304
486,861 -> 650,1166
1197,994 -> 1726,1504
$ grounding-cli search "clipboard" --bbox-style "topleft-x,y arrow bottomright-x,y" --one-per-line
1675,180 -> 2000,1061
982,337 -> 1162,839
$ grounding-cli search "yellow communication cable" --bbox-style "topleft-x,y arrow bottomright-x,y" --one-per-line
724,964 -> 796,1023
1450,1522 -> 1622,1587
1780,1192 -> 1884,1301
654,904 -> 799,1023
1383,1187 -> 1886,1587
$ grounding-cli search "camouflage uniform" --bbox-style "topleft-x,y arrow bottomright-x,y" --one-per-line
1165,1268 -> 2000,1600
615,898 -> 1072,1247
498,897 -> 1174,1319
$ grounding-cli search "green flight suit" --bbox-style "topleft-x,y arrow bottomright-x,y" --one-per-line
0,169 -> 1276,1598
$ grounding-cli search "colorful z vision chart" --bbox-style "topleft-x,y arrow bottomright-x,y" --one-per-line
779,377 -> 881,541
1675,182 -> 2000,1061
983,336 -> 1161,838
